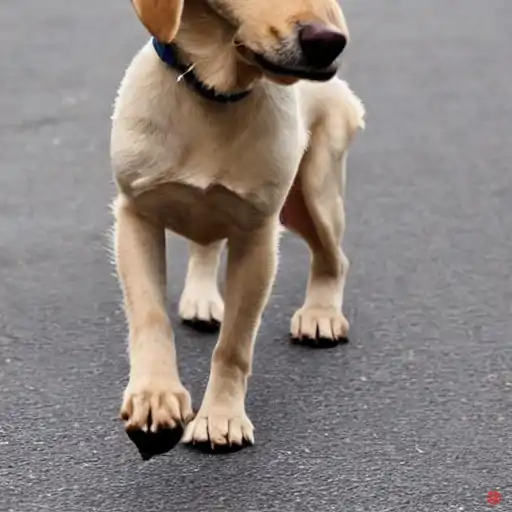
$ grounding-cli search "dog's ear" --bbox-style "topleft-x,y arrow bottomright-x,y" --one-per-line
131,0 -> 184,43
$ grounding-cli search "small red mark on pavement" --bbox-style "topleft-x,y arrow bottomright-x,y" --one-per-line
487,490 -> 502,506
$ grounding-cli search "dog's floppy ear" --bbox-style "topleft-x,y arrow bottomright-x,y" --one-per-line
131,0 -> 184,43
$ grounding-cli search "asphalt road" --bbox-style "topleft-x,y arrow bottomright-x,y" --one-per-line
1,1 -> 511,511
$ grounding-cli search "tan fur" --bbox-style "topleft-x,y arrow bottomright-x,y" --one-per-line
132,0 -> 184,43
112,0 -> 365,449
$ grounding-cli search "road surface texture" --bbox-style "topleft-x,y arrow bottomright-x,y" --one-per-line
1,1 -> 511,511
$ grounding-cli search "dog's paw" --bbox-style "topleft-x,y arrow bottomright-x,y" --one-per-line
182,408 -> 254,452
120,379 -> 193,460
179,288 -> 224,333
290,306 -> 349,347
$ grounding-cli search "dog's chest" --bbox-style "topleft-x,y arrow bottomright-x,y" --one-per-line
122,88 -> 308,242
181,121 -> 303,202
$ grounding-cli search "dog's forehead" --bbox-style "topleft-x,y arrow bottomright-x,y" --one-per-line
204,0 -> 346,40
207,0 -> 339,17
205,0 -> 240,26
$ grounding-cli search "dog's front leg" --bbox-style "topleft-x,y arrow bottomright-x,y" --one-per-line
183,219 -> 279,449
114,195 -> 192,458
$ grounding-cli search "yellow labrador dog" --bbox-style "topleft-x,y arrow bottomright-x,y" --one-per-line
111,0 -> 365,458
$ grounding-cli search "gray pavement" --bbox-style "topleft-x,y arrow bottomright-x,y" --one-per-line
1,1 -> 512,511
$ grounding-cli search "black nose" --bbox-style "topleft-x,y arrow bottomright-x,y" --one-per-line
298,23 -> 347,69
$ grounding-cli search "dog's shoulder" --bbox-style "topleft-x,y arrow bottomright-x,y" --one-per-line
112,41 -> 174,124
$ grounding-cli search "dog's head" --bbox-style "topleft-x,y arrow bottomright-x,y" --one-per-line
132,0 -> 349,82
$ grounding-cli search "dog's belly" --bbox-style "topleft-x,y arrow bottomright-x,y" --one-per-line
131,181 -> 274,245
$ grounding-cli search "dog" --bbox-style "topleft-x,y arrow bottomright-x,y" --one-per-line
110,0 -> 365,458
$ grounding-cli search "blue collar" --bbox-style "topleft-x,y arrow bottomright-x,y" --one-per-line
152,38 -> 251,104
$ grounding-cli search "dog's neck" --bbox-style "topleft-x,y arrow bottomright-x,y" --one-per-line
174,0 -> 262,95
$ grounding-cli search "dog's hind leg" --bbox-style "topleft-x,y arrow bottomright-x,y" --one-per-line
280,129 -> 350,346
179,240 -> 225,332
114,195 -> 193,457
